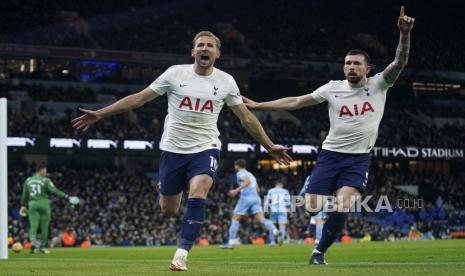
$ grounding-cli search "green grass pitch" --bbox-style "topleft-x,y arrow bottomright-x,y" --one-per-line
2,240 -> 465,275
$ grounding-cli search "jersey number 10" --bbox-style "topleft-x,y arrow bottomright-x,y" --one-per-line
209,156 -> 218,172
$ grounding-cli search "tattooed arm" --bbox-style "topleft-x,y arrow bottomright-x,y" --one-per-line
383,6 -> 415,85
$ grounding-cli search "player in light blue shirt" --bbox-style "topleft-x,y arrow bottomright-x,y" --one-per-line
266,181 -> 291,246
222,159 -> 280,248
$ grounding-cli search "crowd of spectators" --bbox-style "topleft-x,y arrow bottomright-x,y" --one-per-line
377,105 -> 465,148
7,161 -> 464,247
5,81 -> 464,147
2,8 -> 463,248
1,0 -> 465,71
25,85 -> 96,103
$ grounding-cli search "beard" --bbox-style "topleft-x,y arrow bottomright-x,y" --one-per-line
346,74 -> 363,84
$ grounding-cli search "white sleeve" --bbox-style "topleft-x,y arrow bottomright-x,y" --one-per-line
309,81 -> 332,103
375,73 -> 394,89
149,66 -> 175,96
224,76 -> 243,107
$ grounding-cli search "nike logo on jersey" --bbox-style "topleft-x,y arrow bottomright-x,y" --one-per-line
187,220 -> 203,225
179,84 -> 188,87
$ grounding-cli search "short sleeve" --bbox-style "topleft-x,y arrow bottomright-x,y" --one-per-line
149,66 -> 175,96
237,171 -> 246,180
224,76 -> 243,107
310,81 -> 332,103
374,73 -> 394,89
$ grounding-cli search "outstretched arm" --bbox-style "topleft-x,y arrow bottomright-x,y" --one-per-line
383,6 -> 415,85
71,87 -> 158,131
230,103 -> 292,165
243,94 -> 319,111
46,179 -> 67,198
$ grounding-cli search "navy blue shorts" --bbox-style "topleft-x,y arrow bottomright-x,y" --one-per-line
158,149 -> 220,196
305,149 -> 371,195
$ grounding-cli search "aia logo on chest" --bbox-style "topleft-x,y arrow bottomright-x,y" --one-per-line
179,96 -> 213,113
339,101 -> 374,117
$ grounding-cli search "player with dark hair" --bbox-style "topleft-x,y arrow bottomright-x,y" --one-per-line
244,7 -> 414,264
221,159 -> 281,249
20,165 -> 79,254
266,180 -> 291,245
72,31 -> 292,271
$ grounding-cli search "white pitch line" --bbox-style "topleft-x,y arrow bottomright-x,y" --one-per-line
8,258 -> 465,266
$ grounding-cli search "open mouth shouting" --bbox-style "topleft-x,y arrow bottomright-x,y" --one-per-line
200,53 -> 210,60
199,52 -> 211,65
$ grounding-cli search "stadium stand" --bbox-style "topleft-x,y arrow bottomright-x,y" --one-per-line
2,0 -> 464,248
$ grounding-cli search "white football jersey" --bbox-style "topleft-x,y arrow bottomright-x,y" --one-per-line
310,73 -> 393,154
149,65 -> 243,154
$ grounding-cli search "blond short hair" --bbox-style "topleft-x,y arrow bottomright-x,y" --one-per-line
192,31 -> 221,50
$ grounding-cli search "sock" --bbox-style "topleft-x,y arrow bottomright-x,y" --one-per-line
260,219 -> 277,242
178,198 -> 206,252
33,239 -> 40,248
316,212 -> 346,253
40,219 -> 50,248
279,225 -> 286,239
228,220 -> 240,244
316,223 -> 324,243
174,248 -> 188,258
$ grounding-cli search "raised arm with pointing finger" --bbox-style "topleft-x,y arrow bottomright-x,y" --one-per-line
241,8 -> 418,265
243,6 -> 415,112
383,6 -> 415,85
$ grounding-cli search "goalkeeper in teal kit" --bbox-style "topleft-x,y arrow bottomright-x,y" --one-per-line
19,165 -> 79,254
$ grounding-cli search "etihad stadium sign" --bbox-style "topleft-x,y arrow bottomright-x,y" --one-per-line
371,147 -> 464,159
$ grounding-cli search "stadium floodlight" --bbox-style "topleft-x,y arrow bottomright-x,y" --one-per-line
0,98 -> 8,259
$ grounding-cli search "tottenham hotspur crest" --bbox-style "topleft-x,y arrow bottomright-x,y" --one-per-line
364,87 -> 370,96
213,86 -> 218,96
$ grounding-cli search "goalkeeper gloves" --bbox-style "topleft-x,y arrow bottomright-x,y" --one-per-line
19,206 -> 28,217
68,196 -> 80,205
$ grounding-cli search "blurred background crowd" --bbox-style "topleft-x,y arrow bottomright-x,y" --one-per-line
2,0 -> 464,247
